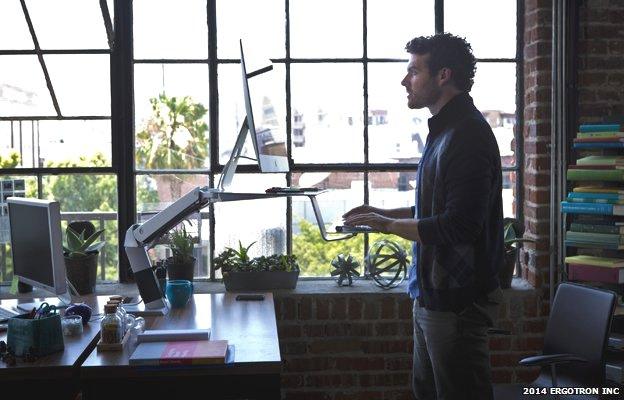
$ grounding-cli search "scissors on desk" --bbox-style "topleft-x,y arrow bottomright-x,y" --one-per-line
34,302 -> 58,319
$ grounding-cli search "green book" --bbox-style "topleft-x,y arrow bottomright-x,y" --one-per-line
564,255 -> 624,268
566,197 -> 624,205
576,132 -> 624,139
566,231 -> 622,244
569,223 -> 624,234
567,169 -> 624,181
576,155 -> 624,165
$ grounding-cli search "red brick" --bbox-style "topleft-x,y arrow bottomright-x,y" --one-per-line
348,297 -> 363,320
332,297 -> 347,319
284,392 -> 331,400
335,357 -> 385,371
540,301 -> 550,317
523,319 -> 547,334
385,356 -> 412,371
489,337 -> 512,351
375,322 -> 400,336
362,340 -> 409,354
359,373 -> 409,387
363,298 -> 380,319
281,341 -> 307,355
383,390 -> 415,400
303,324 -> 326,337
516,336 -> 544,351
490,353 -> 519,368
298,296 -> 313,320
334,391 -> 386,400
308,339 -> 362,354
316,297 -> 330,320
281,373 -> 304,388
523,296 -> 538,318
282,297 -> 296,320
285,357 -> 334,372
523,203 -> 550,220
381,296 -> 396,319
279,324 -> 302,338
579,71 -> 608,86
305,374 -> 356,387
398,297 -> 413,319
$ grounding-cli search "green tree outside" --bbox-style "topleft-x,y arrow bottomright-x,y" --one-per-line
292,219 -> 412,277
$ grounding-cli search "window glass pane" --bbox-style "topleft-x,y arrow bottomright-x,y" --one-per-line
42,174 -> 119,282
367,0 -> 434,59
218,63 -> 285,166
290,0 -> 362,58
0,120 -> 111,169
133,0 -> 208,59
0,1 -> 34,50
134,64 -> 210,171
290,64 -> 364,164
445,0 -> 516,59
136,174 -> 210,279
26,0 -> 109,50
368,62 -> 430,163
0,55 -> 55,117
471,62 -> 516,166
503,171 -> 516,218
44,55 -> 110,116
214,173 -> 286,278
217,0 -> 284,59
0,176 -> 38,284
292,171 -> 363,277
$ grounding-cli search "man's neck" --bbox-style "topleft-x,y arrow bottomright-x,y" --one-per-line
428,89 -> 463,116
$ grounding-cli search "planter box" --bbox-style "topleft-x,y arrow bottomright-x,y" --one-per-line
223,270 -> 299,291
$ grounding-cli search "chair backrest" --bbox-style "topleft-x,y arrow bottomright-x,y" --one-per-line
542,282 -> 616,386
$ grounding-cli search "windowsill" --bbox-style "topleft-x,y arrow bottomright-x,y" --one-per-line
1,277 -> 534,299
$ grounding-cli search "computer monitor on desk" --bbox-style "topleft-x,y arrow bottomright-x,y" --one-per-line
7,197 -> 72,311
218,40 -> 289,191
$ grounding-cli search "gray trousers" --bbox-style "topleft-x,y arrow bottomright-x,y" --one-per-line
412,289 -> 502,400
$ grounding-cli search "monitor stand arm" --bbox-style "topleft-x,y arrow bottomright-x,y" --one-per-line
124,187 -> 215,314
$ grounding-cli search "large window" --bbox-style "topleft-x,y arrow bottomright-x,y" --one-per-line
0,0 -> 522,283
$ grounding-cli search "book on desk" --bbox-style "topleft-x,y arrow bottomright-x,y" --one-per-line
129,339 -> 229,366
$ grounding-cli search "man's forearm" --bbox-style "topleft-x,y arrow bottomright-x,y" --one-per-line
381,206 -> 414,219
387,218 -> 421,242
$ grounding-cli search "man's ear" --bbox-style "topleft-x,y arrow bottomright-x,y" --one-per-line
437,67 -> 453,86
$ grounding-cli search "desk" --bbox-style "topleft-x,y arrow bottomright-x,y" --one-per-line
80,293 -> 281,400
0,296 -> 106,398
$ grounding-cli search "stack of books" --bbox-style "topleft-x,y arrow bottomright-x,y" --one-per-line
572,123 -> 624,150
564,255 -> 624,284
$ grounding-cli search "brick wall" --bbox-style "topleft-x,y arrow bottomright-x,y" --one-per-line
577,0 -> 624,120
274,288 -> 549,399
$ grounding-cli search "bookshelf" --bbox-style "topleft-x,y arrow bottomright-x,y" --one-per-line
562,122 -> 624,386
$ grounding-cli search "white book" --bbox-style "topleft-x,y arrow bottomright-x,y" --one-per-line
136,328 -> 211,343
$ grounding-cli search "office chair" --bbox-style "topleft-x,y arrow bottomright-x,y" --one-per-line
494,282 -> 617,399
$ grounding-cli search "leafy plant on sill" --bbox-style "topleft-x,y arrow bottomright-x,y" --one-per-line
503,217 -> 534,255
63,227 -> 105,259
213,241 -> 299,274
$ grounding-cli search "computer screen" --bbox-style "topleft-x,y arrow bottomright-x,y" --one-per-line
218,40 -> 288,190
240,40 -> 289,172
8,197 -> 68,306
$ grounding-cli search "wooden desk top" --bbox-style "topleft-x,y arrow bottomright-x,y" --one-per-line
0,296 -> 109,380
80,292 -> 281,377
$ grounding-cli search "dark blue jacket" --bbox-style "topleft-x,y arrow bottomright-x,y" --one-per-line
416,93 -> 503,312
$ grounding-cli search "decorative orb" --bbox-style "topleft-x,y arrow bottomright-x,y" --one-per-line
330,254 -> 360,287
365,240 -> 408,289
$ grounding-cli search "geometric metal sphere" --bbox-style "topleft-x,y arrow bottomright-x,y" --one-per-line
330,253 -> 361,287
365,239 -> 408,289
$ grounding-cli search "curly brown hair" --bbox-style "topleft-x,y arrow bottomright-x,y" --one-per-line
405,33 -> 476,92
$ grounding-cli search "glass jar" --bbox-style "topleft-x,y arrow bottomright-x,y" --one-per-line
100,304 -> 122,344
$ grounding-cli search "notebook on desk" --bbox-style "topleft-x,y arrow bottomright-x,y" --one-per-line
129,340 -> 229,366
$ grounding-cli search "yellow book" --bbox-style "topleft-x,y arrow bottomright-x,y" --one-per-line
573,186 -> 624,195
564,255 -> 624,268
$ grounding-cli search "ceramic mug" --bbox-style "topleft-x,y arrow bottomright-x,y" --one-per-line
166,280 -> 193,308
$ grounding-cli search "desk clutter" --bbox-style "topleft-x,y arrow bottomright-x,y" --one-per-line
97,296 -> 145,352
7,302 -> 64,357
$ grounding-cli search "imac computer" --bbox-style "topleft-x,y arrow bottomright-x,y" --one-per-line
7,197 -> 72,311
218,40 -> 289,191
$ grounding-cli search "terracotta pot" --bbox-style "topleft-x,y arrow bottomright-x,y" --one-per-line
64,252 -> 98,295
166,257 -> 196,282
500,248 -> 517,289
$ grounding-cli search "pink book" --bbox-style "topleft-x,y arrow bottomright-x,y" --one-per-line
129,340 -> 228,366
568,263 -> 624,284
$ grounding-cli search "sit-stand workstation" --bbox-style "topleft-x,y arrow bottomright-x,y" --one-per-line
124,40 -> 360,315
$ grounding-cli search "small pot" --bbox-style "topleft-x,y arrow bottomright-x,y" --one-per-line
165,256 -> 196,283
64,252 -> 98,295
500,248 -> 517,289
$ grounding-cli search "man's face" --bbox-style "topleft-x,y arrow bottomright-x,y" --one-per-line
400,53 -> 441,110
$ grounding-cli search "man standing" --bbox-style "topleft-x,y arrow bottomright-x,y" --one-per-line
343,33 -> 504,400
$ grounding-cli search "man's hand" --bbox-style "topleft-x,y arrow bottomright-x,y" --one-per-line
343,212 -> 393,234
342,204 -> 383,220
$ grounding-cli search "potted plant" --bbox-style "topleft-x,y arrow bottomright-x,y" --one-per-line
214,241 -> 300,291
501,217 -> 535,289
63,221 -> 105,295
164,224 -> 197,282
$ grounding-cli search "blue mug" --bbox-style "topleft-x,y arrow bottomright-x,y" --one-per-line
166,280 -> 193,308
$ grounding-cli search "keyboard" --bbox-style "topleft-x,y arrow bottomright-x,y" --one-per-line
265,187 -> 321,193
0,306 -> 19,322
335,225 -> 374,233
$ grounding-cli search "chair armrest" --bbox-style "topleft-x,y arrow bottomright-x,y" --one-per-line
519,353 -> 588,367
